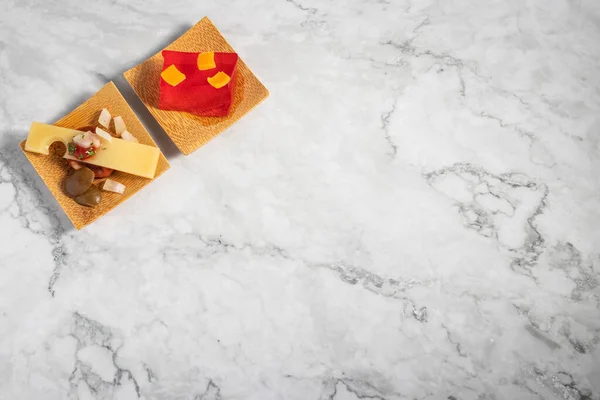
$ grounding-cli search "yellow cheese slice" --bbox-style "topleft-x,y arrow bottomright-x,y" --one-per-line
161,64 -> 186,86
25,122 -> 160,179
207,71 -> 231,89
197,52 -> 216,70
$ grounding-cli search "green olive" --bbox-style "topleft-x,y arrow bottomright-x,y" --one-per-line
65,167 -> 94,197
74,185 -> 102,207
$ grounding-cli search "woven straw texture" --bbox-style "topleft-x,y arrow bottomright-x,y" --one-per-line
20,82 -> 170,230
123,17 -> 269,155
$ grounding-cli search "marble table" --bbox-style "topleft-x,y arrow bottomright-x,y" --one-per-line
1,0 -> 599,399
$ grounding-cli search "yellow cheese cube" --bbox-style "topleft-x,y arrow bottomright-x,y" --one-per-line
197,52 -> 216,70
161,65 -> 186,87
207,71 -> 231,89
25,122 -> 160,179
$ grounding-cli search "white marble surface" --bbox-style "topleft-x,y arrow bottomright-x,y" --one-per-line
1,0 -> 599,398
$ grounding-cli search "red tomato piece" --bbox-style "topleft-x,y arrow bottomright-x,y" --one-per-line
72,144 -> 96,160
88,166 -> 114,179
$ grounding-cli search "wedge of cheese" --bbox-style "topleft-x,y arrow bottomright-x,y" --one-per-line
25,122 -> 160,179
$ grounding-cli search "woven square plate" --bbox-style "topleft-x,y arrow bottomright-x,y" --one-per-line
20,81 -> 170,230
123,17 -> 269,155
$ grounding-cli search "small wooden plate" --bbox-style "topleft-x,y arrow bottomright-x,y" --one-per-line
123,17 -> 269,155
20,82 -> 170,230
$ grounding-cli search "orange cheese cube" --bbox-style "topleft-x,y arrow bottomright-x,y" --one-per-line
161,65 -> 186,86
197,52 -> 216,70
207,71 -> 231,89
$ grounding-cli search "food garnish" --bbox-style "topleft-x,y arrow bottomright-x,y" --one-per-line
70,144 -> 96,161
72,131 -> 99,149
67,142 -> 77,155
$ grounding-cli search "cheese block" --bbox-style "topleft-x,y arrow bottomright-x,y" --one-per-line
197,52 -> 216,70
25,122 -> 160,179
161,64 -> 186,87
207,71 -> 231,89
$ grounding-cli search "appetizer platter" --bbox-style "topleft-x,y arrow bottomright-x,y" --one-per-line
20,17 -> 267,229
20,82 -> 170,230
124,17 -> 269,155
